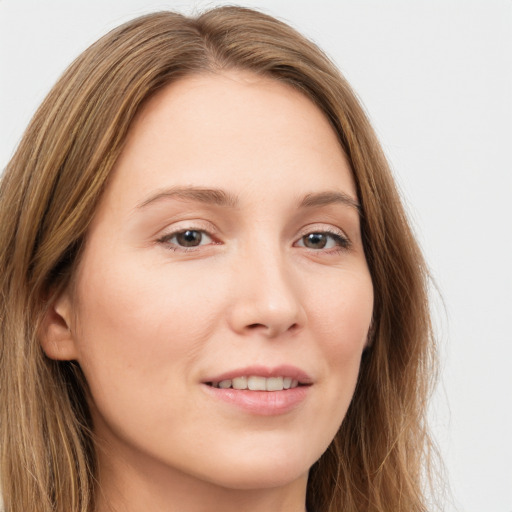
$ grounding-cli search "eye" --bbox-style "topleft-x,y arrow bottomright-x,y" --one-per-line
159,229 -> 213,249
296,231 -> 350,251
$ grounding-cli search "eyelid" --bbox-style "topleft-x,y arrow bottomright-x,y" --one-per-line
154,221 -> 351,253
296,223 -> 349,240
157,219 -> 218,237
294,224 -> 351,251
156,221 -> 219,250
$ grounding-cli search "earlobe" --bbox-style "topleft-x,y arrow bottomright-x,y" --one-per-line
39,290 -> 80,361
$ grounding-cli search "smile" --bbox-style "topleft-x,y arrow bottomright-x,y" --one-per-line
202,365 -> 312,415
208,376 -> 300,391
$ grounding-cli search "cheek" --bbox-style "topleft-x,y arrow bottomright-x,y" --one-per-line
306,269 -> 373,420
309,268 -> 374,351
76,252 -> 218,340
71,252 -> 225,402
70,253 -> 228,454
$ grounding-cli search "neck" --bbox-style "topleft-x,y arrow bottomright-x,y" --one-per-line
94,443 -> 309,512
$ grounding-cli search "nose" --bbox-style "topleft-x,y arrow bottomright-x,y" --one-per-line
227,245 -> 306,338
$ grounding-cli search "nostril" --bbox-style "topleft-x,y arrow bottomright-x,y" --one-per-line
248,323 -> 265,330
246,322 -> 299,334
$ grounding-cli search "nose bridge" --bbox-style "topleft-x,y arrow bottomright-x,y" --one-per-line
228,233 -> 305,337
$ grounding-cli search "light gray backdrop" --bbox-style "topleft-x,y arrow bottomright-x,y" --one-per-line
1,1 -> 511,511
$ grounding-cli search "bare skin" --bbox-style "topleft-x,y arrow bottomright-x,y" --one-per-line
42,71 -> 374,512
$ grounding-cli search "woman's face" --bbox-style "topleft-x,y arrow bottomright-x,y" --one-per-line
58,72 -> 373,491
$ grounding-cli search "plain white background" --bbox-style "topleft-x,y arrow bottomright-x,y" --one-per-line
1,1 -> 511,510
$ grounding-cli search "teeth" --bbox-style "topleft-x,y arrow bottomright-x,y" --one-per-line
266,376 -> 284,391
211,376 -> 301,391
248,376 -> 266,391
232,376 -> 248,390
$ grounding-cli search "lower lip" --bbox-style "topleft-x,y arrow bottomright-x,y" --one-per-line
202,385 -> 310,416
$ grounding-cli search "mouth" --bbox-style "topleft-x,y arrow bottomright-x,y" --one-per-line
206,376 -> 304,391
202,365 -> 312,414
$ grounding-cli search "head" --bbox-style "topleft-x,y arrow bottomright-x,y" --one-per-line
0,7 -> 435,512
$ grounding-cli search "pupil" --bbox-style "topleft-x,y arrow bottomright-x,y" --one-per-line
305,233 -> 327,249
177,230 -> 202,247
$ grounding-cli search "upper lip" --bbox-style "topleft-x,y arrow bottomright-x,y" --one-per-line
203,365 -> 313,385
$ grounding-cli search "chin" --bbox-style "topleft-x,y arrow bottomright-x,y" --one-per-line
205,461 -> 310,491
192,442 -> 319,491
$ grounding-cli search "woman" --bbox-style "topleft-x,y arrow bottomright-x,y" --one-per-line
0,6 -> 437,512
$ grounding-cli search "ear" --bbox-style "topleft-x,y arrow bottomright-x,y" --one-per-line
39,289 -> 80,361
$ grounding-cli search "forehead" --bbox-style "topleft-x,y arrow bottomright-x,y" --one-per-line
100,70 -> 356,215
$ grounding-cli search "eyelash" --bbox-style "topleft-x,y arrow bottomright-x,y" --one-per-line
157,227 -> 216,252
157,227 -> 351,253
295,230 -> 351,253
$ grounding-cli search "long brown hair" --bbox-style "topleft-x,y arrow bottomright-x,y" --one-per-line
0,7 -> 438,511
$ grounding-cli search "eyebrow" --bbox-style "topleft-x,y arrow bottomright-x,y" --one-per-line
137,186 -> 239,209
299,191 -> 361,213
137,186 -> 360,213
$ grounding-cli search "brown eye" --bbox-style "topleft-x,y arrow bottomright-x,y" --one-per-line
161,229 -> 213,250
302,233 -> 328,249
296,231 -> 350,251
175,230 -> 204,247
